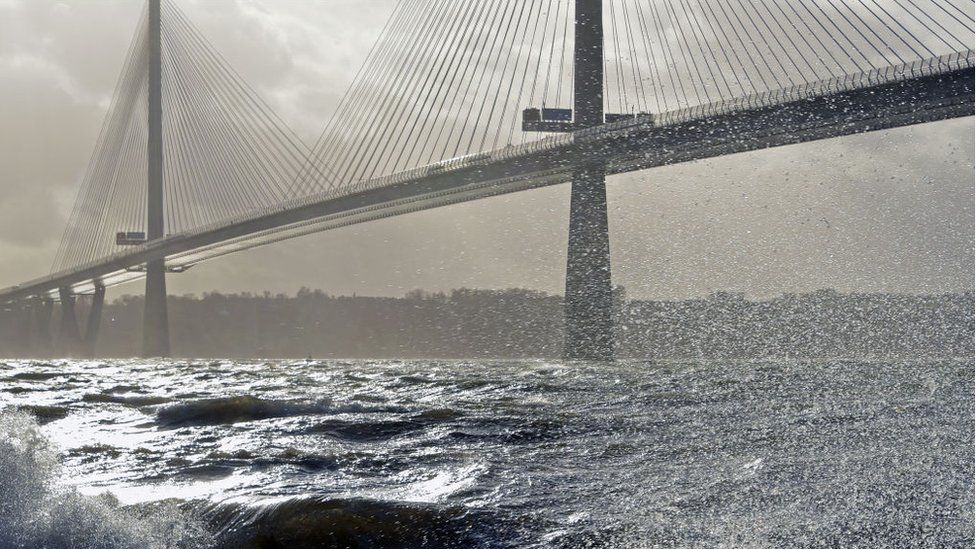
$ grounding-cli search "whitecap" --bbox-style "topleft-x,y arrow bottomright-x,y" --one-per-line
0,410 -> 212,549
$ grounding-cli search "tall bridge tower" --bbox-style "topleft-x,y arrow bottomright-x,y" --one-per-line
142,0 -> 170,358
565,0 -> 614,361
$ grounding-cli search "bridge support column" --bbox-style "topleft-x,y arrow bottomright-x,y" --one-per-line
143,261 -> 169,357
142,0 -> 170,358
58,287 -> 81,357
564,0 -> 614,360
564,164 -> 614,360
34,298 -> 54,355
83,285 -> 105,358
16,302 -> 33,355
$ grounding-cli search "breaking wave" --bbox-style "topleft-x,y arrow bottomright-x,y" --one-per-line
0,410 -> 211,549
84,393 -> 172,407
155,396 -> 345,427
198,497 -> 486,548
16,404 -> 70,424
0,409 -> 489,548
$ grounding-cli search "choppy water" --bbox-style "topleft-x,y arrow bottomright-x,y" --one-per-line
0,358 -> 972,548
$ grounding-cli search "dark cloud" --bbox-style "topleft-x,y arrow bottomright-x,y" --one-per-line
0,0 -> 972,300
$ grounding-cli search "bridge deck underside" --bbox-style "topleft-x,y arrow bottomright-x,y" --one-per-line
2,64 -> 973,303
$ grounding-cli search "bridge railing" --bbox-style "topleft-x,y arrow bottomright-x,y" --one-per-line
649,49 -> 975,130
576,49 -> 975,143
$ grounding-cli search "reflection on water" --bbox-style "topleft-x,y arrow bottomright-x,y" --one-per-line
0,358 -> 972,547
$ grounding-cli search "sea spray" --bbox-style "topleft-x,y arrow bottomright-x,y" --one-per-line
0,410 -> 212,549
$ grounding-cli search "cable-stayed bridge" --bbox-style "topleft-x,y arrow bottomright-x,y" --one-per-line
0,0 -> 973,359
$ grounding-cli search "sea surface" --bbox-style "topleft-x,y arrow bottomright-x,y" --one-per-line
0,358 -> 972,548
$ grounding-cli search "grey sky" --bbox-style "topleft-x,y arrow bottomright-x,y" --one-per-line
0,0 -> 972,300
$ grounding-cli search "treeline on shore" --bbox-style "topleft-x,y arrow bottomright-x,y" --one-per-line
1,287 -> 972,359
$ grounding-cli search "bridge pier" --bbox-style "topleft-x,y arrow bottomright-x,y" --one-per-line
564,0 -> 614,360
14,302 -> 33,355
142,261 -> 169,357
34,297 -> 54,355
565,164 -> 614,360
58,287 -> 81,356
83,285 -> 106,358
8,301 -> 34,357
142,0 -> 170,358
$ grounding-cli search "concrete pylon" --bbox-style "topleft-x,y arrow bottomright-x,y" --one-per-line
142,0 -> 170,358
83,285 -> 106,358
17,303 -> 33,355
58,287 -> 81,357
564,0 -> 614,361
565,164 -> 614,360
34,297 -> 54,355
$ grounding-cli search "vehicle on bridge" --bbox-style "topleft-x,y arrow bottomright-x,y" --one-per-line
523,107 -> 641,131
116,231 -> 147,246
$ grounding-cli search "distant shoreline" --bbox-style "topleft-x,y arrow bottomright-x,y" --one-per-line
3,287 -> 971,360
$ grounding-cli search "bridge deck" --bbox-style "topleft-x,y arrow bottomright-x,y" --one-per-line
2,51 -> 972,303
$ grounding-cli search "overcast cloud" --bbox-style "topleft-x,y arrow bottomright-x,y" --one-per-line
0,0 -> 972,300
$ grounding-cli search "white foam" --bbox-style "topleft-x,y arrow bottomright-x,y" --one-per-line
396,461 -> 486,503
0,410 -> 211,549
